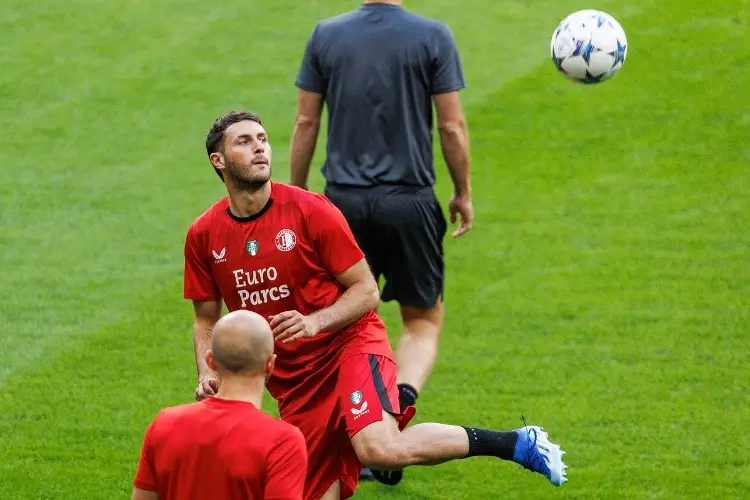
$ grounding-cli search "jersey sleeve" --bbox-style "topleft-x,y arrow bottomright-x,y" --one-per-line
133,419 -> 158,492
263,427 -> 308,500
306,195 -> 365,276
183,223 -> 221,301
430,23 -> 467,95
295,24 -> 327,95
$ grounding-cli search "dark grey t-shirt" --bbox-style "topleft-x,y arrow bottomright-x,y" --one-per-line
295,3 -> 466,189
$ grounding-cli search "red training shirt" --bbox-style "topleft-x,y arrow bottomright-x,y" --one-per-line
133,397 -> 307,500
183,183 -> 393,409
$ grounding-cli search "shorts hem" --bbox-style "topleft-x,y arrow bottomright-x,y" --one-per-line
309,477 -> 338,500
380,291 -> 443,309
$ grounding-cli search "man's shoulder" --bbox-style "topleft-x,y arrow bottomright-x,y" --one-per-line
315,9 -> 362,31
157,401 -> 204,419
316,7 -> 446,36
401,9 -> 447,28
148,402 -> 204,436
187,197 -> 229,235
397,10 -> 456,46
272,182 -> 332,211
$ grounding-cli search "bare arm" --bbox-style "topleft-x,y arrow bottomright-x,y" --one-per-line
434,91 -> 471,196
192,300 -> 222,398
289,90 -> 324,190
271,259 -> 379,343
131,488 -> 158,500
434,91 -> 473,237
311,258 -> 379,332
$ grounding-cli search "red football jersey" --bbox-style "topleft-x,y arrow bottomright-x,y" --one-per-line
184,182 -> 393,407
133,397 -> 307,500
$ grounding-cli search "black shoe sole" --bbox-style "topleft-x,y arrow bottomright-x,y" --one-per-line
372,469 -> 403,486
359,467 -> 376,481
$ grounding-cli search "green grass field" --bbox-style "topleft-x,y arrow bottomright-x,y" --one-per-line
1,0 -> 748,498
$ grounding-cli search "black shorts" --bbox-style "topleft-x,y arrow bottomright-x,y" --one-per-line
324,184 -> 447,309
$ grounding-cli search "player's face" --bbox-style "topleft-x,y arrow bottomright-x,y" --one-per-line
221,120 -> 272,188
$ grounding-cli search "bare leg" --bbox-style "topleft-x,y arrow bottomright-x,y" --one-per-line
318,480 -> 340,500
395,300 -> 443,394
352,412 -> 467,470
351,412 -> 568,486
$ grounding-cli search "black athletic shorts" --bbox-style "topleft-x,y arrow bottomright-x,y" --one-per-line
324,184 -> 447,309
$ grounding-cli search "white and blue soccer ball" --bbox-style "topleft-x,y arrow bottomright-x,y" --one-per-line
550,10 -> 628,84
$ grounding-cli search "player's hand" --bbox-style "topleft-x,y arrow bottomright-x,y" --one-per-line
195,374 -> 219,401
269,310 -> 320,344
448,193 -> 473,238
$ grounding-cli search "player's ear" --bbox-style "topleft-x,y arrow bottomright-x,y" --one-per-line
264,354 -> 277,383
209,151 -> 225,170
205,349 -> 217,371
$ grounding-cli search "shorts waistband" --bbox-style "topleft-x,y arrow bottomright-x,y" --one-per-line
325,183 -> 435,197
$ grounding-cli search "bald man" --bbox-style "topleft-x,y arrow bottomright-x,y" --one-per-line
132,310 -> 307,500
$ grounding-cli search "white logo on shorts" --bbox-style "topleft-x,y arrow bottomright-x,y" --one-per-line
351,401 -> 369,419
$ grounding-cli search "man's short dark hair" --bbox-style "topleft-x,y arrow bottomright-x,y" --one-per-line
205,110 -> 263,182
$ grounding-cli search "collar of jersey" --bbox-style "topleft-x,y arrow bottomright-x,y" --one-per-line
226,197 -> 274,223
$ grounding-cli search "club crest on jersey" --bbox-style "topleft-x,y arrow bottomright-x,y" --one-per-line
275,229 -> 296,252
246,240 -> 259,256
350,390 -> 363,405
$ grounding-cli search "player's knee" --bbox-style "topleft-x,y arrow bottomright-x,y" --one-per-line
401,305 -> 443,338
355,438 -> 405,470
401,299 -> 443,327
355,439 -> 389,469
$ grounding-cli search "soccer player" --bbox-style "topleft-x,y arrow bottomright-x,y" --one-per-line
289,0 -> 471,483
132,309 -> 307,500
186,111 -> 567,500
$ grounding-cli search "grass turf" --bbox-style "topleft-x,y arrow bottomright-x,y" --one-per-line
0,0 -> 748,498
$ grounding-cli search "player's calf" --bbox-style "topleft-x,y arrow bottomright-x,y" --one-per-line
395,301 -> 444,398
353,413 -> 468,469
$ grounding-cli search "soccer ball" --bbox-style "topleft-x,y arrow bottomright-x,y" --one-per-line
550,10 -> 628,84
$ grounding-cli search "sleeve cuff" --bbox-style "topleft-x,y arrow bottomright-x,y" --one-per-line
431,83 -> 467,95
295,79 -> 325,95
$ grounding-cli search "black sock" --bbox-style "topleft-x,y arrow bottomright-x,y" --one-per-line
462,427 -> 518,461
398,383 -> 418,410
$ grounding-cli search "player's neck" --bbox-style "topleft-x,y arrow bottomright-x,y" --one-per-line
213,375 -> 265,408
364,0 -> 402,6
226,181 -> 272,219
